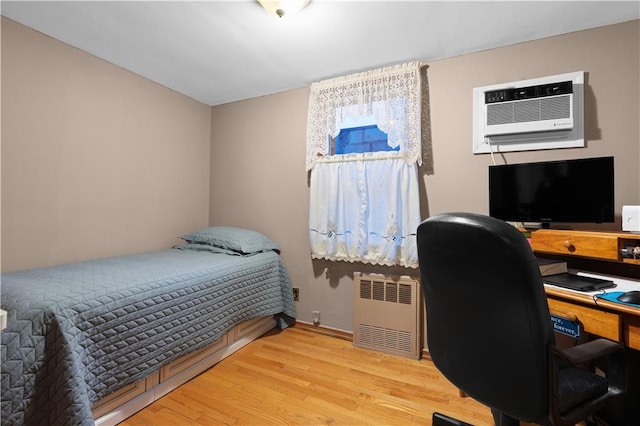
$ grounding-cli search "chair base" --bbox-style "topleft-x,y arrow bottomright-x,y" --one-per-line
432,412 -> 472,426
491,409 -> 520,426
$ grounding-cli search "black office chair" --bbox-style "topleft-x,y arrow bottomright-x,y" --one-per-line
416,213 -> 625,426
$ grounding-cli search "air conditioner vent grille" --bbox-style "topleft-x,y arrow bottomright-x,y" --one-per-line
513,100 -> 539,123
353,273 -> 422,359
541,96 -> 571,120
487,95 -> 571,126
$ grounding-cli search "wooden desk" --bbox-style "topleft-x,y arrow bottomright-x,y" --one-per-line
532,229 -> 640,425
544,283 -> 640,350
531,228 -> 640,349
543,283 -> 640,426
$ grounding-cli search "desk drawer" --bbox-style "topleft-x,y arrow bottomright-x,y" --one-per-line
547,298 -> 620,342
532,230 -> 619,260
626,316 -> 640,351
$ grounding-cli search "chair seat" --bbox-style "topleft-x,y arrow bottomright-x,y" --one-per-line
558,366 -> 609,414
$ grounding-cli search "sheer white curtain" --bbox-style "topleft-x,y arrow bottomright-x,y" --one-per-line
306,62 -> 423,268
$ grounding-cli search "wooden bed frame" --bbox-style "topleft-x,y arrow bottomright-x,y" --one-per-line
92,316 -> 277,425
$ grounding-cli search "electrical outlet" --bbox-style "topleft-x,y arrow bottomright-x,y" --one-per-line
292,287 -> 299,301
312,310 -> 320,326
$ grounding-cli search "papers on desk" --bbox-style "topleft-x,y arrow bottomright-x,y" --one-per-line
536,258 -> 567,276
577,272 -> 640,293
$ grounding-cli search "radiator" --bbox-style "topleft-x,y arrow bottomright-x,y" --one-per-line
353,272 -> 422,359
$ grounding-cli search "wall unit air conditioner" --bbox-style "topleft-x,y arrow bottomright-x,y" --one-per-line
473,71 -> 584,154
353,272 -> 422,359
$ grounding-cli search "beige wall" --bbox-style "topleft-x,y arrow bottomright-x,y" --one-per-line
210,20 -> 640,332
1,18 -> 212,272
425,20 -> 640,223
2,16 -> 638,332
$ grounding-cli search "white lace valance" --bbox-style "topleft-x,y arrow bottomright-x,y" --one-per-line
305,61 -> 423,171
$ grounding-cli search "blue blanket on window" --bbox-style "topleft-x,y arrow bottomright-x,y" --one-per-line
1,248 -> 295,425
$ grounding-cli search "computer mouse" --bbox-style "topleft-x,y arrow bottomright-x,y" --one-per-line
617,290 -> 640,305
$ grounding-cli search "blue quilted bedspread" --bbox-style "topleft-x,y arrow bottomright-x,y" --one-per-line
1,248 -> 296,425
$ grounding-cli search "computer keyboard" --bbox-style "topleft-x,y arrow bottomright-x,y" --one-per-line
542,273 -> 615,292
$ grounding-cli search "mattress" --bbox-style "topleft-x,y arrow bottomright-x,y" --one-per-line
1,248 -> 296,425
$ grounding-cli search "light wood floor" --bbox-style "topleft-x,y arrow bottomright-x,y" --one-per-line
120,326 -> 494,425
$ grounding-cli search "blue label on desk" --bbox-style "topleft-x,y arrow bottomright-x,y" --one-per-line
551,314 -> 580,339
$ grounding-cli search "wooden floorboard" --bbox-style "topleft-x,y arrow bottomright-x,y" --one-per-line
120,325 -> 495,425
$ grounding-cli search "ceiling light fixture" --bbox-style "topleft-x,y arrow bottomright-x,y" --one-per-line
257,0 -> 311,18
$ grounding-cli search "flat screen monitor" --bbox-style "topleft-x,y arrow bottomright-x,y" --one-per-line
489,156 -> 614,226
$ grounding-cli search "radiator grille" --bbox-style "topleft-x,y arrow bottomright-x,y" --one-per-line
353,273 -> 422,359
358,325 -> 414,354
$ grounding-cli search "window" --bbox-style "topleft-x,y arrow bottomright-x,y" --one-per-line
332,125 -> 397,155
306,62 -> 424,268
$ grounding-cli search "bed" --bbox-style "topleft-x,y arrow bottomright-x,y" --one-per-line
1,226 -> 296,425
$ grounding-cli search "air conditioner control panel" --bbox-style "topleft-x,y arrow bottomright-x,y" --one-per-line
485,80 -> 573,104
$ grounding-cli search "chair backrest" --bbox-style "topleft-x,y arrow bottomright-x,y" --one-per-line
417,213 -> 555,422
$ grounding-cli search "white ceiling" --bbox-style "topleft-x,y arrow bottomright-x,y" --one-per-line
2,1 -> 639,106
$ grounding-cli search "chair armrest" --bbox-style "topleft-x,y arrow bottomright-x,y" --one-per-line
556,338 -> 622,365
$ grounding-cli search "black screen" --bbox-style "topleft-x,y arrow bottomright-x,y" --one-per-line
489,157 -> 614,225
